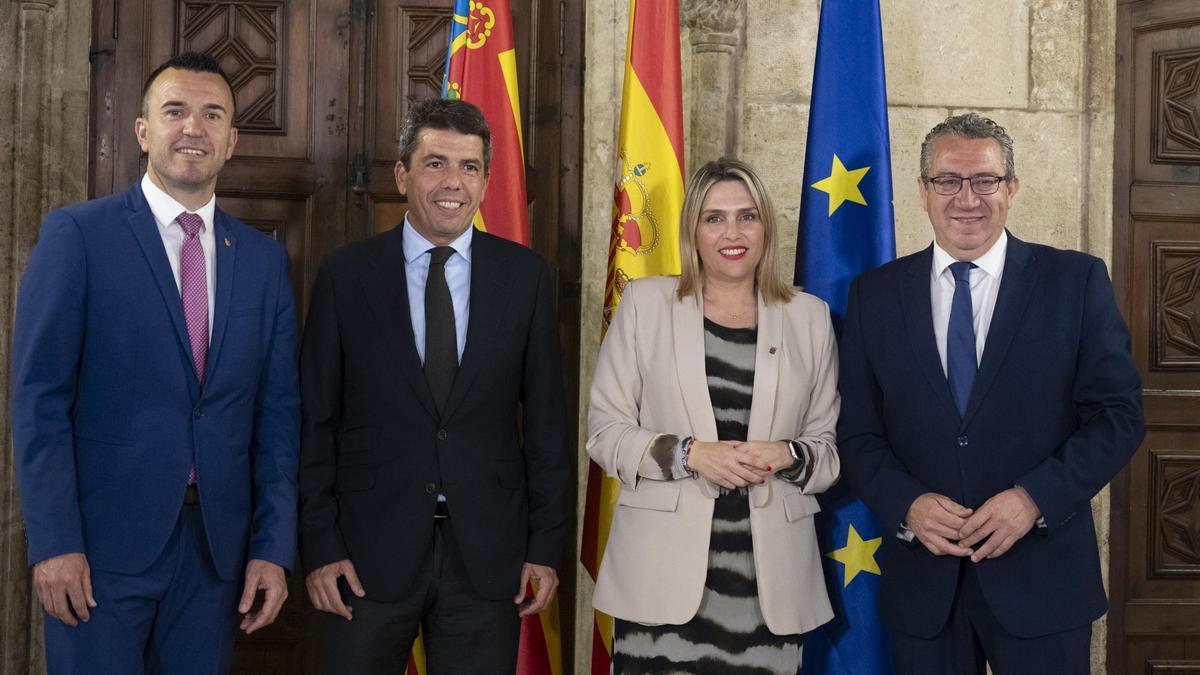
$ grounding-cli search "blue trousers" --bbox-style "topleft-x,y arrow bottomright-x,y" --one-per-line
44,504 -> 240,675
890,563 -> 1090,675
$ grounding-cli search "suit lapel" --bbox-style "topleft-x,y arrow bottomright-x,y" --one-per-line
747,294 -> 781,508
204,212 -> 236,384
123,185 -> 200,398
962,234 -> 1037,426
899,247 -> 960,419
746,294 -> 781,441
441,231 -> 513,419
361,226 -> 438,419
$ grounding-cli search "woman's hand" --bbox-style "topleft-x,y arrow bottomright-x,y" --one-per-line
687,441 -> 771,489
734,441 -> 795,474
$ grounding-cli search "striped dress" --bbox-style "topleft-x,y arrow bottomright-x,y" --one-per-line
612,318 -> 803,675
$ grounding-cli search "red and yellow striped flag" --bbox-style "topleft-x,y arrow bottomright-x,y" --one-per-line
443,0 -> 529,245
402,3 -> 558,675
581,0 -> 684,671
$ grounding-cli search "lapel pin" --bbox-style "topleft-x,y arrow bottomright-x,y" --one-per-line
224,238 -> 231,247
769,346 -> 777,355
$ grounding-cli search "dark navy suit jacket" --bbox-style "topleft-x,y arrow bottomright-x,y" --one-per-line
12,183 -> 299,581
838,233 -> 1144,638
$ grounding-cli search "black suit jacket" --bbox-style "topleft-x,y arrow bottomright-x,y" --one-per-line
299,226 -> 568,601
838,234 -> 1144,639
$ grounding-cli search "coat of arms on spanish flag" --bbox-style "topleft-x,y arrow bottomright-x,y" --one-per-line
582,0 -> 685,672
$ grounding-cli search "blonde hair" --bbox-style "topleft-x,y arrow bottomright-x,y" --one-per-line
676,158 -> 796,304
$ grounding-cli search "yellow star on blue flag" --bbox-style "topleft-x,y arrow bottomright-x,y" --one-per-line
811,154 -> 870,216
825,524 -> 882,587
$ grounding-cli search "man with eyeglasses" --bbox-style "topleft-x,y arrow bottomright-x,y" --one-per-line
837,112 -> 1144,673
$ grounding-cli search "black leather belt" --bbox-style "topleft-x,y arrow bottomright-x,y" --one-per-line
183,484 -> 200,505
434,501 -> 449,519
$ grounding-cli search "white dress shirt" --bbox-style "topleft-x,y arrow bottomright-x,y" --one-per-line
402,218 -> 472,365
141,174 -> 216,339
930,229 -> 1008,373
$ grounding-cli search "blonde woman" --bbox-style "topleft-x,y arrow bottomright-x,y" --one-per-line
587,159 -> 840,673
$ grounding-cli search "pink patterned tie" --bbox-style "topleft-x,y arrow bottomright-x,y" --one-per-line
178,212 -> 208,484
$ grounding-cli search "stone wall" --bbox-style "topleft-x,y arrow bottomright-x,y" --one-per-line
576,1 -> 1117,673
0,2 -> 92,673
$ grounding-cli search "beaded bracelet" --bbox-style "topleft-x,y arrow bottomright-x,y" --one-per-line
681,436 -> 697,478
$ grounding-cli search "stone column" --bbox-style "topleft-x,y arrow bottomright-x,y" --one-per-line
682,0 -> 744,172
1,1 -> 91,673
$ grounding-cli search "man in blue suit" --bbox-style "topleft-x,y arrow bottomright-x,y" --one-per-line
11,52 -> 299,674
838,113 -> 1144,674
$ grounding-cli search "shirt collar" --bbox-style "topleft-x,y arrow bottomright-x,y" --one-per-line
401,215 -> 474,264
141,174 -> 216,231
932,229 -> 1008,282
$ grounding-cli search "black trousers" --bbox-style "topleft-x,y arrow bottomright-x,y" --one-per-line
318,517 -> 520,675
890,563 -> 1090,675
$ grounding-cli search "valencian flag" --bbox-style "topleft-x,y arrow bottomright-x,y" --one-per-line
580,0 -> 684,672
795,0 -> 896,673
441,0 -> 529,245
403,2 -> 556,675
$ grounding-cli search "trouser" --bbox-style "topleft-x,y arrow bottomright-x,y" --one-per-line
890,563 -> 1090,675
45,501 -> 240,675
318,509 -> 521,675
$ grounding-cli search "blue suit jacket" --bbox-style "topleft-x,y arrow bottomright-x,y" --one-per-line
838,233 -> 1144,638
12,183 -> 299,581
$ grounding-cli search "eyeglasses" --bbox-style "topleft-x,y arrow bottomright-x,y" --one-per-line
922,174 -> 1009,196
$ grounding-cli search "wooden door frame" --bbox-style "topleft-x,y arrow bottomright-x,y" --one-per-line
1107,2 -> 1134,670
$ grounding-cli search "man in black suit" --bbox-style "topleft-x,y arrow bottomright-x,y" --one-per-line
838,113 -> 1144,674
299,98 -> 568,674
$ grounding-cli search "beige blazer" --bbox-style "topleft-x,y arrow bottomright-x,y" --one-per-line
586,276 -> 839,635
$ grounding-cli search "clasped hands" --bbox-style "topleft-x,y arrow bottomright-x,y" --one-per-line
33,553 -> 286,634
685,440 -> 794,490
906,487 -> 1040,562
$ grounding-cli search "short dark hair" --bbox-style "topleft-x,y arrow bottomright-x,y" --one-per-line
140,52 -> 236,119
398,99 -> 492,173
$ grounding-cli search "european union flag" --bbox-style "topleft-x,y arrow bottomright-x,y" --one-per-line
794,1 -> 896,673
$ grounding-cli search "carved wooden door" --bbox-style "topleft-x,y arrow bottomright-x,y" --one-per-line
88,0 -> 582,672
1111,0 -> 1200,671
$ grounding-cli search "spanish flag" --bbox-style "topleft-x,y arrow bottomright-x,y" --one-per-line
581,0 -> 685,671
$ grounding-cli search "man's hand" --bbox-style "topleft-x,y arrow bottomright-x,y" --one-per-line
305,559 -> 365,620
906,493 -> 975,557
239,559 -> 288,634
957,486 -> 1041,563
687,441 -> 771,489
514,563 -> 558,617
33,552 -> 96,626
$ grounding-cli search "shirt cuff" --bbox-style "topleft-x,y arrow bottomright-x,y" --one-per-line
637,434 -> 690,480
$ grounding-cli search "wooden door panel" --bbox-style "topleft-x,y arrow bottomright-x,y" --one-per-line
1114,0 -> 1200,672
143,0 -> 316,161
217,194 -> 313,303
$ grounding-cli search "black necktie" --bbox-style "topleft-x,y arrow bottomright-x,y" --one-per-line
424,246 -> 457,413
946,261 -> 978,416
